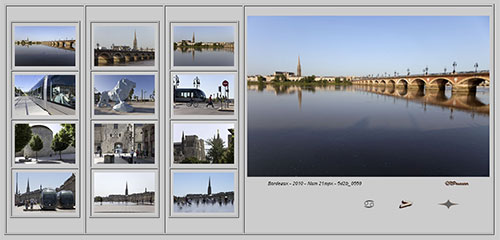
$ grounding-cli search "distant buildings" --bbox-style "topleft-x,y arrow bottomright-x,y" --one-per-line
173,177 -> 234,206
95,29 -> 154,52
247,55 -> 353,82
174,32 -> 234,48
94,181 -> 154,204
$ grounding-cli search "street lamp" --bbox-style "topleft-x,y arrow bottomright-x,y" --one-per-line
193,76 -> 200,89
474,62 -> 479,72
173,75 -> 179,89
425,66 -> 429,75
452,61 -> 457,74
407,68 -> 410,76
444,67 -> 447,74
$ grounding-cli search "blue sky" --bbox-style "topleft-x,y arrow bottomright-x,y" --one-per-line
174,26 -> 234,42
94,25 -> 155,49
15,26 -> 75,41
247,16 -> 490,76
16,172 -> 74,194
173,123 -> 234,150
94,75 -> 155,99
14,75 -> 44,92
93,172 -> 155,196
173,172 -> 234,196
174,74 -> 234,98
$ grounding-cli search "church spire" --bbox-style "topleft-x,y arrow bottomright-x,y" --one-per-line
15,173 -> 18,195
207,177 -> 212,196
192,32 -> 195,43
133,30 -> 138,50
297,55 -> 302,77
125,181 -> 129,196
26,178 -> 30,193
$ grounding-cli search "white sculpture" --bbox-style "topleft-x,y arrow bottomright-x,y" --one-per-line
109,78 -> 137,112
97,78 -> 137,112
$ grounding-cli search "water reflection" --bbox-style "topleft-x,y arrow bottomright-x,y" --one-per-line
15,45 -> 76,66
173,47 -> 234,67
247,83 -> 489,177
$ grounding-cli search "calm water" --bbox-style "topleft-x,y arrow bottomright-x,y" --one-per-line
248,84 -> 490,177
173,47 -> 234,66
15,45 -> 75,66
97,59 -> 154,67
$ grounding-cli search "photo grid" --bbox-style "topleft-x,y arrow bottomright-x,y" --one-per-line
10,22 -> 80,217
169,22 -> 239,217
90,22 -> 159,217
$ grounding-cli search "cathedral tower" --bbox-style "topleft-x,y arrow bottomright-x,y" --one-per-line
297,55 -> 302,77
125,181 -> 129,196
207,177 -> 212,196
26,178 -> 30,193
133,30 -> 138,50
192,32 -> 195,43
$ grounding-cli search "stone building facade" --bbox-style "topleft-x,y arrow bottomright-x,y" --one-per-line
94,123 -> 155,157
173,132 -> 205,163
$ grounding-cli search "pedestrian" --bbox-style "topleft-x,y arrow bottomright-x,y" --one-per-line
130,149 -> 135,163
206,94 -> 214,108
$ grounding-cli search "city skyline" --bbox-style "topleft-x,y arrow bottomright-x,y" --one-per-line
247,16 -> 490,76
174,74 -> 235,99
172,172 -> 234,197
15,26 -> 76,41
16,172 -> 74,194
94,75 -> 155,99
173,123 -> 233,150
93,172 -> 155,196
93,25 -> 155,49
173,26 -> 234,43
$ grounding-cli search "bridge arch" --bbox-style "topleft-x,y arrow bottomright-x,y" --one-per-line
429,78 -> 454,91
113,52 -> 125,63
396,79 -> 409,88
97,52 -> 112,65
124,53 -> 133,62
455,77 -> 489,93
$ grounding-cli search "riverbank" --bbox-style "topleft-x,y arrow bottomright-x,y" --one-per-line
247,81 -> 352,86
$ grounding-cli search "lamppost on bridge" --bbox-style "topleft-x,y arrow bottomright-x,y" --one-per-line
407,68 -> 410,76
444,67 -> 447,74
193,76 -> 200,89
474,62 -> 479,72
394,71 -> 397,76
425,66 -> 429,75
452,61 -> 457,74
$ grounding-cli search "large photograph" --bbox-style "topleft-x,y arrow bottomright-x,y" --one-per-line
247,16 -> 490,176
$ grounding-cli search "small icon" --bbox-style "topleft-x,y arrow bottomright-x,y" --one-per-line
439,200 -> 458,209
364,200 -> 375,208
399,200 -> 413,209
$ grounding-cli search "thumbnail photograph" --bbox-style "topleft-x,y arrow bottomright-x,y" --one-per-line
172,171 -> 235,215
247,16 -> 490,177
172,24 -> 235,67
93,24 -> 156,67
93,74 -> 155,116
172,123 -> 235,165
14,25 -> 76,67
14,123 -> 76,165
93,171 -> 155,214
93,123 -> 155,164
14,74 -> 76,116
13,171 -> 76,216
172,74 -> 235,116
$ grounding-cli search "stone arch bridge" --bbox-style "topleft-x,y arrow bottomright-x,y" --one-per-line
352,71 -> 490,94
41,40 -> 76,50
94,49 -> 155,65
